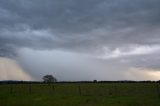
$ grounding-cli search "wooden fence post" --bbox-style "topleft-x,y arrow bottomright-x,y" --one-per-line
52,85 -> 55,95
78,86 -> 82,96
157,84 -> 160,98
29,84 -> 32,94
10,85 -> 13,94
114,85 -> 117,96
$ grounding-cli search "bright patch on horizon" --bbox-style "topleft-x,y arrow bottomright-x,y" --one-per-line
125,68 -> 160,81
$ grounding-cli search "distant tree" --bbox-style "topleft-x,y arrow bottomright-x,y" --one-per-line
42,75 -> 57,83
93,80 -> 97,83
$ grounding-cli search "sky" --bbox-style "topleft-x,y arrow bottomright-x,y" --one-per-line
0,0 -> 160,81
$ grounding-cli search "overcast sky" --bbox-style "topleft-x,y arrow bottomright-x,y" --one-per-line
0,0 -> 160,81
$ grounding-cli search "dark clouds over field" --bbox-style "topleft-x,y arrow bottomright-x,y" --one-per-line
0,0 -> 160,81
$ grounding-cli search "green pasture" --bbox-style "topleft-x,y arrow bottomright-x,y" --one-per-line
0,83 -> 160,106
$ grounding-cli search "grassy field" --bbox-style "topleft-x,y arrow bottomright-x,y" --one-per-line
0,83 -> 160,106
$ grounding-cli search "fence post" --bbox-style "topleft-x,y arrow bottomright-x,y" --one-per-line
157,84 -> 160,98
29,84 -> 32,94
114,85 -> 117,96
10,85 -> 13,94
78,86 -> 82,96
52,85 -> 55,95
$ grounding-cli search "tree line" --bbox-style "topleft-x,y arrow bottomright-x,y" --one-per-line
0,74 -> 160,84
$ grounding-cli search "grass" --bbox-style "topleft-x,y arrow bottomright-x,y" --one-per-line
0,83 -> 160,106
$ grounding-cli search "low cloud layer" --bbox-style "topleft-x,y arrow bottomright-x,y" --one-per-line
0,0 -> 160,81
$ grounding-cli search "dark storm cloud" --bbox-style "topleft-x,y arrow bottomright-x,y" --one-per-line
0,0 -> 160,52
0,0 -> 160,74
1,0 -> 160,31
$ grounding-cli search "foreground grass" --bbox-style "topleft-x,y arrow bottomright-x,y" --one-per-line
0,83 -> 160,106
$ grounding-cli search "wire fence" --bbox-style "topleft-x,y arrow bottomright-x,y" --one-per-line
0,83 -> 160,98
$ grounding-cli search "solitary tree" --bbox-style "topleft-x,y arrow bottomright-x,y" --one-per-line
42,75 -> 57,83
